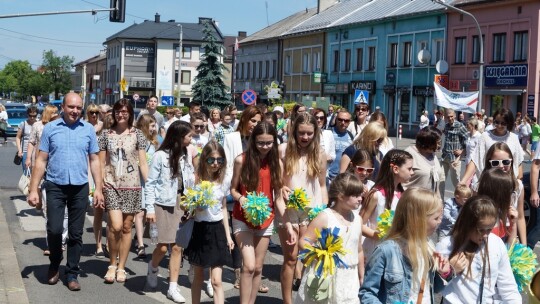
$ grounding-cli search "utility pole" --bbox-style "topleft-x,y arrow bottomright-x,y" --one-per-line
177,24 -> 183,107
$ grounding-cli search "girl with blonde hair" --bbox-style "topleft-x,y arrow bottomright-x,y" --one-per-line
339,122 -> 386,179
279,112 -> 328,303
85,103 -> 103,133
360,187 -> 447,303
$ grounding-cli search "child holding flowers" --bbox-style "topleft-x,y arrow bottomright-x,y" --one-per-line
360,149 -> 414,261
184,140 -> 234,304
347,148 -> 375,211
296,172 -> 364,304
230,122 -> 295,304
144,121 -> 195,303
278,112 -> 328,301
360,187 -> 447,304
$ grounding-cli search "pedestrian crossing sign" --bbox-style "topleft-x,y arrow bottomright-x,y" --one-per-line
354,89 -> 369,104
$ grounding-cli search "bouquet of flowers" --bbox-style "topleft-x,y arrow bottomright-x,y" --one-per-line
299,227 -> 349,278
242,192 -> 272,227
308,205 -> 327,221
507,240 -> 538,292
376,209 -> 394,239
180,181 -> 218,212
287,188 -> 310,211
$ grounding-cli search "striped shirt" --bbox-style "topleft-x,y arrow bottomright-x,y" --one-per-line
442,121 -> 468,162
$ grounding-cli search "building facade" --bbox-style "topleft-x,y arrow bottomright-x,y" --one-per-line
73,52 -> 107,105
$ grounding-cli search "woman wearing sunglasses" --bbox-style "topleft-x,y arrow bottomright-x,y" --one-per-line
348,102 -> 370,140
312,108 -> 336,164
460,108 -> 524,184
402,126 -> 445,200
85,103 -> 103,134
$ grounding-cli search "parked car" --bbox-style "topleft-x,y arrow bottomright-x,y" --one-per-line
5,108 -> 29,136
3,102 -> 27,110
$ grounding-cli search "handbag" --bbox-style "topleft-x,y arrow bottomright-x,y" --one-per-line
175,214 -> 194,248
18,169 -> 30,196
13,153 -> 23,165
305,271 -> 331,302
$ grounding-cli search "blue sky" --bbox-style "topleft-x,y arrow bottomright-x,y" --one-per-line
0,0 -> 317,68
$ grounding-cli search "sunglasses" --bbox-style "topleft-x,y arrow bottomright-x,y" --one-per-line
193,125 -> 205,130
89,111 -> 99,115
493,120 -> 507,126
488,159 -> 512,167
337,118 -> 351,123
357,107 -> 369,112
28,115 -> 37,118
206,157 -> 225,165
355,166 -> 374,174
315,115 -> 325,121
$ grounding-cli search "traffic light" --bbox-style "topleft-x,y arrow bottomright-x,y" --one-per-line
109,0 -> 125,23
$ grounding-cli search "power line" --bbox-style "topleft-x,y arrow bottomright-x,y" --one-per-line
80,0 -> 149,20
0,54 -> 40,67
0,27 -> 102,45
0,32 -> 102,48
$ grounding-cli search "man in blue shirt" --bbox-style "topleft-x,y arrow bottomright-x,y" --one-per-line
28,93 -> 104,291
327,109 -> 353,184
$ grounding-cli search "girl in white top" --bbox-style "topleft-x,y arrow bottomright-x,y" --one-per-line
464,117 -> 481,185
361,149 -> 414,260
436,196 -> 521,303
185,141 -> 234,304
296,173 -> 364,304
313,108 -> 336,163
346,148 -> 375,213
279,112 -> 328,304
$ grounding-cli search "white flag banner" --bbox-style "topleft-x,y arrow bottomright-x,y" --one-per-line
433,82 -> 479,114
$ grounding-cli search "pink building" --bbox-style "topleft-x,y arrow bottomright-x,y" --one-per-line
446,0 -> 540,117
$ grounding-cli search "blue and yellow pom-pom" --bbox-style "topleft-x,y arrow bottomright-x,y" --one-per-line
242,192 -> 272,227
287,188 -> 310,211
508,241 -> 538,292
308,205 -> 327,221
180,181 -> 218,211
376,209 -> 394,239
298,227 -> 349,278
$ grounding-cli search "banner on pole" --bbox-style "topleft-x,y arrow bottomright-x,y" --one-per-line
433,82 -> 478,114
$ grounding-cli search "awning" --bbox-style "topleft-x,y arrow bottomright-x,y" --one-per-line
483,89 -> 526,96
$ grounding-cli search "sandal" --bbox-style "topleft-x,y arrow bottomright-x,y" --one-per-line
258,283 -> 269,293
116,269 -> 127,283
104,265 -> 117,284
136,246 -> 146,258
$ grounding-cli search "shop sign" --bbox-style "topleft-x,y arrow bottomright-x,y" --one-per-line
484,64 -> 527,87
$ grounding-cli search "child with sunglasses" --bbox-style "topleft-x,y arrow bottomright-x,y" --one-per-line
347,149 -> 375,212
361,149 -> 414,261
184,141 -> 234,304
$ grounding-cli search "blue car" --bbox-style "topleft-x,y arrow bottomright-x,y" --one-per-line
5,108 -> 29,136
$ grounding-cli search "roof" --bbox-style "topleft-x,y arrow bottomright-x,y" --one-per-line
104,19 -> 223,44
239,7 -> 318,45
73,52 -> 106,67
285,0 -> 446,35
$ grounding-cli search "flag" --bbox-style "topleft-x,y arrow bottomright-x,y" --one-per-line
433,82 -> 478,114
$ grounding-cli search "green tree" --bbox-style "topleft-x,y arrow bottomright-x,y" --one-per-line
41,50 -> 74,100
191,20 -> 231,109
0,60 -> 34,98
0,74 -> 18,98
25,72 -> 51,98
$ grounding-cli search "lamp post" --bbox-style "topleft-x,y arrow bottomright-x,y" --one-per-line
177,24 -> 183,107
434,0 -> 483,112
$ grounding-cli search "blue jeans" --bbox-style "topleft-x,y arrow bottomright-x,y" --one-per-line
44,181 -> 88,277
21,152 -> 28,173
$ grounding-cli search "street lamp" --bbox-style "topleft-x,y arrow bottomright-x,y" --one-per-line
177,24 -> 183,106
433,0 -> 483,112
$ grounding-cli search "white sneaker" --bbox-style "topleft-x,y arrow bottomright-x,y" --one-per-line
206,281 -> 214,298
146,262 -> 158,289
167,288 -> 186,303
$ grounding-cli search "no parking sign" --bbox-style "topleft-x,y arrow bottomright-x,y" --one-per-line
241,89 -> 257,106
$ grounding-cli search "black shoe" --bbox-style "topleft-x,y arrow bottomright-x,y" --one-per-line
292,278 -> 301,291
67,278 -> 81,291
47,268 -> 60,285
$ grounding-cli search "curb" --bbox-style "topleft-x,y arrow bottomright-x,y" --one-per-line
0,201 -> 29,304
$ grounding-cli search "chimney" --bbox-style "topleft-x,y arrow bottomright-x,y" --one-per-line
238,31 -> 247,38
198,17 -> 212,24
168,19 -> 175,22
155,13 -> 160,23
317,0 -> 336,13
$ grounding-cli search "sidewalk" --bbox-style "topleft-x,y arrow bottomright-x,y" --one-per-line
0,200 -> 29,304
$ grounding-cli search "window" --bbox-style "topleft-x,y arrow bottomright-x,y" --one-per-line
343,49 -> 351,72
333,50 -> 339,72
247,62 -> 251,79
455,37 -> 466,64
368,47 -> 376,70
265,61 -> 270,79
258,61 -> 262,79
471,35 -> 483,64
252,62 -> 256,79
285,56 -> 291,74
181,70 -> 191,84
403,42 -> 412,67
272,60 -> 277,78
241,63 -> 244,79
432,39 -> 443,65
313,52 -> 321,72
418,41 -> 428,51
182,46 -> 191,59
389,43 -> 398,67
356,48 -> 363,71
493,33 -> 506,62
514,31 -> 528,61
303,53 -> 310,73
235,63 -> 240,79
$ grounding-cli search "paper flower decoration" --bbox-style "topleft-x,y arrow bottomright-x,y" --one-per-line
298,227 -> 349,278
508,241 -> 538,292
287,188 -> 310,211
376,209 -> 394,239
276,119 -> 286,131
242,192 -> 272,227
145,152 -> 152,165
308,205 -> 327,221
180,181 -> 218,211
